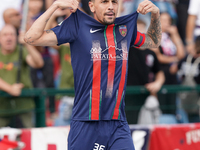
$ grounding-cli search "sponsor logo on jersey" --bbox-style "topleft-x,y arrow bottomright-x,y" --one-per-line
90,40 -> 128,61
90,28 -> 102,33
119,25 -> 127,37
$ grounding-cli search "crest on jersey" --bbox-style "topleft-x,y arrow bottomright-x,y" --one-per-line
119,25 -> 127,37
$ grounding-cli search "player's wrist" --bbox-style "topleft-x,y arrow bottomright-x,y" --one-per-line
152,7 -> 160,15
52,1 -> 60,10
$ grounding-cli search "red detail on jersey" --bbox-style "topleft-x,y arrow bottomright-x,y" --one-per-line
134,31 -> 146,47
91,54 -> 101,120
106,24 -> 116,97
112,51 -> 127,119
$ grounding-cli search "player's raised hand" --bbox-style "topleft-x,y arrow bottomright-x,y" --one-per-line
137,0 -> 159,15
55,0 -> 79,13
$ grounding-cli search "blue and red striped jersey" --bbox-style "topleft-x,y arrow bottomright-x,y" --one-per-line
51,9 -> 145,121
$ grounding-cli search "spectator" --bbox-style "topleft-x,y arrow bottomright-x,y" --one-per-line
58,45 -> 74,89
120,0 -> 134,16
27,0 -> 44,23
170,36 -> 200,123
152,0 -> 177,24
152,12 -> 185,116
175,0 -> 189,44
3,8 -> 22,34
44,7 -> 73,89
0,0 -> 22,30
54,39 -> 75,126
154,12 -> 185,83
0,24 -> 43,128
132,0 -> 178,29
126,19 -> 165,124
27,0 -> 56,118
186,0 -> 200,56
45,8 -> 75,126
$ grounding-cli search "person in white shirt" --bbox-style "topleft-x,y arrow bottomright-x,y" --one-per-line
186,0 -> 200,55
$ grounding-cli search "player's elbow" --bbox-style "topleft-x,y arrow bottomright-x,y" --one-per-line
24,32 -> 39,46
24,34 -> 33,45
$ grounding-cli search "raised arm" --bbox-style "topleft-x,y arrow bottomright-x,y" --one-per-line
137,0 -> 161,48
24,0 -> 79,47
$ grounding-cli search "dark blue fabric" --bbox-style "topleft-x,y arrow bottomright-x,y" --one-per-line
68,120 -> 135,150
51,9 -> 141,121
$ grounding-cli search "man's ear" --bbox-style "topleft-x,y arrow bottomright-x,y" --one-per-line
89,1 -> 95,13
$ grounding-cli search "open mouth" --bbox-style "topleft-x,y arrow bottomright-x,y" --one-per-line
105,12 -> 115,17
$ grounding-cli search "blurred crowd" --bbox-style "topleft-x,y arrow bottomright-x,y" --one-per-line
0,0 -> 199,128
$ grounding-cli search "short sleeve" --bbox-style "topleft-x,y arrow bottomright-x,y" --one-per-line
133,31 -> 146,48
188,0 -> 200,15
51,10 -> 82,45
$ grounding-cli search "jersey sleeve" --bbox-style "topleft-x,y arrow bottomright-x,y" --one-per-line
132,31 -> 146,48
51,10 -> 82,45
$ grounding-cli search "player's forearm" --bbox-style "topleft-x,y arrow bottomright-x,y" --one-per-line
24,2 -> 59,45
44,13 -> 58,30
143,12 -> 162,48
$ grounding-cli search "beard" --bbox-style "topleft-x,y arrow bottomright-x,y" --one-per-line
94,11 -> 116,25
103,18 -> 115,25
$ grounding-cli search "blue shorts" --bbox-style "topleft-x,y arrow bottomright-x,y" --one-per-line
68,120 -> 135,150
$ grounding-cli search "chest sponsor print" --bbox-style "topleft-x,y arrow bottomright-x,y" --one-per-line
90,40 -> 128,61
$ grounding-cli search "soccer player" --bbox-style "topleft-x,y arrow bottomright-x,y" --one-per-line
24,0 -> 161,149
